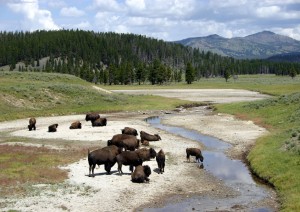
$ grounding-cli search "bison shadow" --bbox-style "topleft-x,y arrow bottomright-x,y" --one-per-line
86,170 -> 118,177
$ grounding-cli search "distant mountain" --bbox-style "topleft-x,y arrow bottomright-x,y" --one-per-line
175,31 -> 300,59
267,52 -> 300,62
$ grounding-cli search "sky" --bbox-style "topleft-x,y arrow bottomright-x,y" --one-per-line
1,0 -> 300,41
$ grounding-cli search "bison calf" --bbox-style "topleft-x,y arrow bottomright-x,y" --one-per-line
186,148 -> 204,163
156,149 -> 165,174
121,127 -> 138,136
69,121 -> 82,129
131,165 -> 151,183
48,124 -> 58,132
140,131 -> 161,142
28,117 -> 36,131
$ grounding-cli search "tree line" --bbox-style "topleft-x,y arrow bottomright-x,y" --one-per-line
0,30 -> 299,84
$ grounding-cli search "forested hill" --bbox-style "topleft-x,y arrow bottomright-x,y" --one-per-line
0,30 -> 299,85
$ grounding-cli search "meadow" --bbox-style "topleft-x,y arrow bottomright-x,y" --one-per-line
0,71 -> 299,211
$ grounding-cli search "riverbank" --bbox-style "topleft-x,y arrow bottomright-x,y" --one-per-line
0,108 -> 278,211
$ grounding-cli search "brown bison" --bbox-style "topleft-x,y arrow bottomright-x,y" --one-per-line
156,149 -> 165,174
131,165 -> 151,183
69,121 -> 82,129
136,148 -> 156,161
141,140 -> 149,146
116,151 -> 143,174
88,145 -> 122,176
92,118 -> 107,127
186,148 -> 204,163
107,134 -> 138,148
85,113 -> 100,122
28,117 -> 36,131
140,131 -> 161,142
48,124 -> 58,132
121,127 -> 138,136
122,138 -> 140,151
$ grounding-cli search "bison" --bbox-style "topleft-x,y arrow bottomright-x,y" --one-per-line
116,151 -> 143,174
122,138 -> 140,151
131,165 -> 151,183
48,124 -> 58,132
88,145 -> 122,176
186,148 -> 204,163
85,113 -> 100,122
107,134 -> 138,148
69,121 -> 82,129
28,117 -> 36,131
92,118 -> 107,127
140,131 -> 161,142
156,149 -> 165,174
136,148 -> 156,161
121,127 -> 138,136
141,140 -> 149,146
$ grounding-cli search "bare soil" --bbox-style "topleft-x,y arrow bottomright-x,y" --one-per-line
0,89 -> 278,212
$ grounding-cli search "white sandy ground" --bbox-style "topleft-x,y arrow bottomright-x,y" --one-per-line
111,89 -> 270,103
0,89 -> 278,211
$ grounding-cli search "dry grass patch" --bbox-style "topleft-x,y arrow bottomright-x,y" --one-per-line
0,144 -> 88,197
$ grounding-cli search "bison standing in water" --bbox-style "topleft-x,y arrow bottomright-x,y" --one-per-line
28,117 -> 36,131
156,149 -> 165,174
48,124 -> 58,132
131,165 -> 151,183
121,127 -> 138,136
69,121 -> 82,129
186,148 -> 204,163
85,113 -> 100,123
140,131 -> 161,142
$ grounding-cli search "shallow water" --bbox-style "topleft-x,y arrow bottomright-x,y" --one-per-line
143,116 -> 273,211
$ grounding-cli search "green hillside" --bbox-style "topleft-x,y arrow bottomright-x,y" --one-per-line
0,71 -> 188,121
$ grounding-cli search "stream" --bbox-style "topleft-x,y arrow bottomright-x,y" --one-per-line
143,116 -> 274,212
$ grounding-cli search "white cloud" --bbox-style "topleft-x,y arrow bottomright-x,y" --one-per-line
60,7 -> 85,17
125,0 -> 145,11
256,6 -> 281,18
93,0 -> 121,11
7,0 -> 60,31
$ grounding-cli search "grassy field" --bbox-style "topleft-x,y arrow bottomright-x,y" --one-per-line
1,71 -> 300,211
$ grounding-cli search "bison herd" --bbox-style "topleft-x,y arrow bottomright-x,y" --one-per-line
27,112 -> 204,183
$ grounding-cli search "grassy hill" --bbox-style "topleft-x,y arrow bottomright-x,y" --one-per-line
0,71 -> 188,121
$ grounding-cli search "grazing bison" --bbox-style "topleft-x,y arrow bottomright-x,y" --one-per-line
88,145 -> 122,176
116,151 -> 143,174
140,131 -> 161,142
28,117 -> 36,131
69,121 -> 82,129
141,140 -> 149,146
121,127 -> 138,136
122,138 -> 140,151
92,118 -> 107,127
131,165 -> 151,183
107,134 -> 138,148
186,148 -> 204,163
156,149 -> 165,174
85,113 -> 100,122
136,148 -> 156,161
48,124 -> 58,132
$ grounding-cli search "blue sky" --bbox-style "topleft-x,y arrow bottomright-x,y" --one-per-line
1,0 -> 300,41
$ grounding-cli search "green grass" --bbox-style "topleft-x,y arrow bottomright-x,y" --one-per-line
0,72 -> 189,121
103,74 -> 300,96
216,92 -> 300,211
